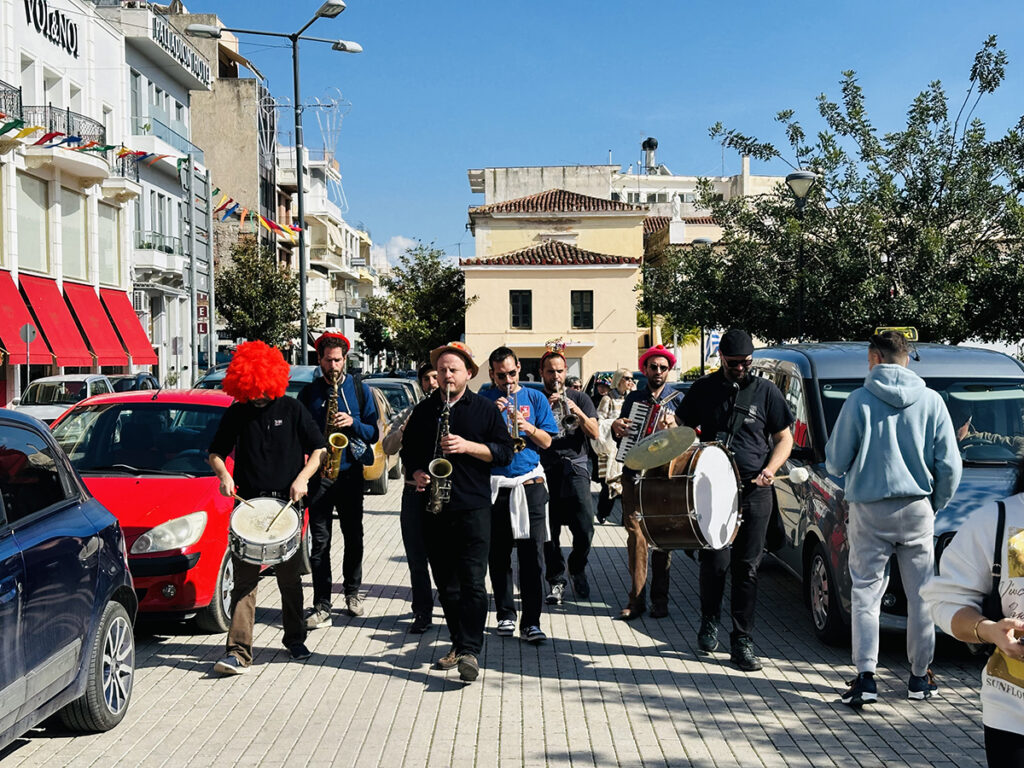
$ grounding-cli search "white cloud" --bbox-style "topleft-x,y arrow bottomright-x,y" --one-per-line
370,235 -> 418,268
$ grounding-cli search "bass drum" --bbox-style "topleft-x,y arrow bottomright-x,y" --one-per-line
636,442 -> 742,550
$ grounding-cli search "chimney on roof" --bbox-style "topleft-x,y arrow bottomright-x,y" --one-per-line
642,137 -> 658,175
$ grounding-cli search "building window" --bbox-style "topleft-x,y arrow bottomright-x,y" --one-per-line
510,290 -> 531,330
61,187 -> 87,281
17,173 -> 49,274
98,203 -> 120,286
571,290 -> 593,329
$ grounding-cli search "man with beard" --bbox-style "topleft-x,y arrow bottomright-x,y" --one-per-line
677,329 -> 793,671
611,345 -> 684,621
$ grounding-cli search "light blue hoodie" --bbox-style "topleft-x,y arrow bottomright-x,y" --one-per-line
825,364 -> 962,510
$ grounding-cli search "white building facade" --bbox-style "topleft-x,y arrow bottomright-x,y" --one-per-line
0,0 -> 156,405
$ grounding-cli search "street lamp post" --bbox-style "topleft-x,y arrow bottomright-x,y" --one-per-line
785,170 -> 816,343
186,1 -> 362,362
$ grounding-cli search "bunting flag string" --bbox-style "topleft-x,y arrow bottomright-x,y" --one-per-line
1,122 -> 305,239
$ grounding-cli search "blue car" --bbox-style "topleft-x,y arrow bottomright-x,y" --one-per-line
0,408 -> 136,750
752,342 -> 1024,644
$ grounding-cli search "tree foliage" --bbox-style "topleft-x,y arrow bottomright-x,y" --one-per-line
214,238 -> 301,348
645,36 -> 1024,344
354,296 -> 391,359
363,243 -> 476,362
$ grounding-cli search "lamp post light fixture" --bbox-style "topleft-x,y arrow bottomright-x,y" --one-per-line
186,4 -> 362,363
785,170 -> 817,342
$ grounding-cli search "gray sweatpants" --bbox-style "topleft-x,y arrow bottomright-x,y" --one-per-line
848,496 -> 935,677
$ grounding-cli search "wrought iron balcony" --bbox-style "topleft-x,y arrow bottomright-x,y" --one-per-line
0,80 -> 21,121
131,116 -> 204,164
22,105 -> 106,145
134,230 -> 182,255
111,152 -> 140,181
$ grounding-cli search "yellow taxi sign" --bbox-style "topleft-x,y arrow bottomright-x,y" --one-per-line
874,326 -> 919,342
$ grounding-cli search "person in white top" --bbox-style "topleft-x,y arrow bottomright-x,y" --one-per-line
922,474 -> 1024,767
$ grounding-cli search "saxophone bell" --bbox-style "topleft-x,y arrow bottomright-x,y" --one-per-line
428,456 -> 453,479
328,432 -> 349,450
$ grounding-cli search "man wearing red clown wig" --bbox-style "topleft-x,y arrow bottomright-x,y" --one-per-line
299,332 -> 379,625
208,341 -> 326,675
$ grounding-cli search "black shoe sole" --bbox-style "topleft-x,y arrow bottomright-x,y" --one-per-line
731,658 -> 763,672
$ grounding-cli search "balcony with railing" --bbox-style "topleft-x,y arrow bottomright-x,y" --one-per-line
133,229 -> 182,274
21,104 -> 110,182
132,116 -> 204,164
0,80 -> 21,121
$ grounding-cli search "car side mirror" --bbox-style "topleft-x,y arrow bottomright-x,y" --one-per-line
10,397 -> 19,406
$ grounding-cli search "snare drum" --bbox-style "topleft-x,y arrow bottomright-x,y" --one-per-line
228,497 -> 301,566
636,442 -> 742,550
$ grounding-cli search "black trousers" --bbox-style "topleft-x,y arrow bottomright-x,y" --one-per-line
543,466 -> 594,585
985,726 -> 1024,767
425,505 -> 491,656
489,483 -> 548,630
698,483 -> 773,641
307,467 -> 365,608
400,486 -> 434,618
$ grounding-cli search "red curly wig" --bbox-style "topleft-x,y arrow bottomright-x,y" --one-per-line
222,341 -> 290,402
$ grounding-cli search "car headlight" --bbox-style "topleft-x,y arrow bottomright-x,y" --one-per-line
131,511 -> 208,554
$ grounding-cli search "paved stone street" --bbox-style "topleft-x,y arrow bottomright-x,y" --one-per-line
1,483 -> 990,767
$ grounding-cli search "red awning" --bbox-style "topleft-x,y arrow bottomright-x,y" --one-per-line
100,288 -> 158,365
20,275 -> 94,367
0,271 -> 53,365
64,283 -> 129,366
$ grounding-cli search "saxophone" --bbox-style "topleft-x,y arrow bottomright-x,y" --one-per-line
427,384 -> 453,514
321,370 -> 349,481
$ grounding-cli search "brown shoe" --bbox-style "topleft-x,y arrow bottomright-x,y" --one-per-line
617,604 -> 646,621
435,647 -> 459,670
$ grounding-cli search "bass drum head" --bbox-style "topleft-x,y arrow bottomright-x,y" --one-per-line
690,445 -> 741,549
230,498 -> 300,544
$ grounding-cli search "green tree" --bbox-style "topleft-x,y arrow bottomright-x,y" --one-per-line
215,238 -> 301,348
354,296 -> 392,359
645,36 -> 1024,344
376,243 -> 476,361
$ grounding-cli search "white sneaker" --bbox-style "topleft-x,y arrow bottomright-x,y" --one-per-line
496,619 -> 515,637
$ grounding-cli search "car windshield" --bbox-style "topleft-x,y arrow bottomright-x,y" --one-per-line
371,384 -> 410,411
21,380 -> 89,406
820,378 -> 1024,464
52,402 -> 226,476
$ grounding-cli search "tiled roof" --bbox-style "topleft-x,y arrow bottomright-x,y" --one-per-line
644,215 -> 718,234
460,241 -> 641,267
469,189 -> 645,215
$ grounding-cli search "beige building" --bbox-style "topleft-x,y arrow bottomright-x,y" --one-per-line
462,190 -> 645,382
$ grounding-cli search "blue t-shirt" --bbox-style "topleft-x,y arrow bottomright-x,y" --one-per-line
479,385 -> 559,478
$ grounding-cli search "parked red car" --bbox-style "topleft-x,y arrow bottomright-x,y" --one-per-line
50,389 -> 304,632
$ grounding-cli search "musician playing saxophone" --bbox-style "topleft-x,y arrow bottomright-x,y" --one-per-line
611,345 -> 683,622
400,342 -> 513,683
538,346 -> 600,606
298,332 -> 379,627
481,347 -> 559,644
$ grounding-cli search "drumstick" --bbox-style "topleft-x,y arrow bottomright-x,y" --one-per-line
232,492 -> 256,509
265,499 -> 296,532
774,467 -> 810,484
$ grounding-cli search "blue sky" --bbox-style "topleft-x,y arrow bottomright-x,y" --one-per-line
189,1 -> 1024,263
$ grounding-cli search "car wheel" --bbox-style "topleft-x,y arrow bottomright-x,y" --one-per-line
368,470 -> 388,495
388,458 -> 402,480
59,600 -> 134,732
194,551 -> 234,633
806,542 -> 848,646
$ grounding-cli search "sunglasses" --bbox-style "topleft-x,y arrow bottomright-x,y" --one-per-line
723,357 -> 754,369
622,376 -> 634,381
646,364 -> 670,372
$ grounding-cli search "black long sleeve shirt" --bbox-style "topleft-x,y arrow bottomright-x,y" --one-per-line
400,387 -> 514,512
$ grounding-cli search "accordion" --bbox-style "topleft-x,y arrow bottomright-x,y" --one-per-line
615,401 -> 659,463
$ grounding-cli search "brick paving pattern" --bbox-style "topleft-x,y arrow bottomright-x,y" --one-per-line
1,483 -> 989,766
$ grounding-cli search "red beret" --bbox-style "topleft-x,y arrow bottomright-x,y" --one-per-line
639,344 -> 676,370
315,332 -> 350,356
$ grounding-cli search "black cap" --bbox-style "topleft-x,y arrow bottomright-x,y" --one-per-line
719,329 -> 753,357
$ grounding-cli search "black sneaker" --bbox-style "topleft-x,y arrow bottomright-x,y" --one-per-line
908,670 -> 938,701
213,655 -> 248,676
546,583 -> 565,605
697,616 -> 719,652
522,625 -> 547,644
304,605 -> 331,630
344,595 -> 364,617
410,614 -> 432,634
841,672 -> 878,707
729,636 -> 763,672
571,573 -> 591,599
458,653 -> 480,682
650,604 -> 669,619
288,643 -> 312,661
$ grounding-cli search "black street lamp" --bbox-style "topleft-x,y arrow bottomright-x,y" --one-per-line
186,2 -> 362,362
785,170 -> 816,342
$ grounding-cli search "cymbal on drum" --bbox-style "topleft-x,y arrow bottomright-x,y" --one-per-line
624,426 -> 697,470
